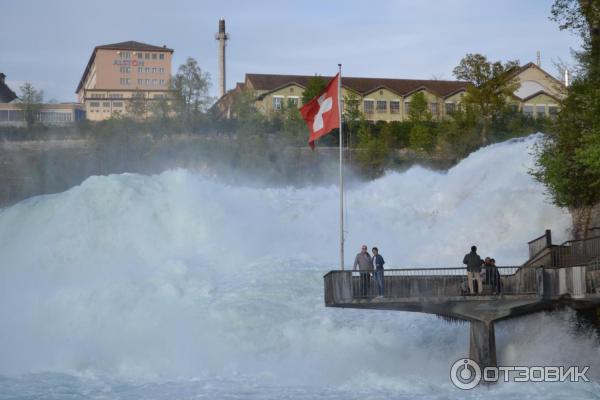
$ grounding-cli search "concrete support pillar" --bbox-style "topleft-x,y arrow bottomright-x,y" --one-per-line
469,320 -> 497,368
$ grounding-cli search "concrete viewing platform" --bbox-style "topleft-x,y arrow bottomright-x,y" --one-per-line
324,231 -> 600,368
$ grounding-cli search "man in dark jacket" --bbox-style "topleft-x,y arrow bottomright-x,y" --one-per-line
463,245 -> 483,294
372,247 -> 385,298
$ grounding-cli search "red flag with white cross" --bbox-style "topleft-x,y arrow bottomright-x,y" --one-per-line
299,74 -> 340,149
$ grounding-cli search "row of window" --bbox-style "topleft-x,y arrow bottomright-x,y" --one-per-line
138,67 -> 165,74
90,93 -> 123,99
272,96 -> 299,110
137,79 -> 165,86
522,104 -> 559,117
119,66 -> 166,74
38,111 -> 73,122
119,51 -> 165,60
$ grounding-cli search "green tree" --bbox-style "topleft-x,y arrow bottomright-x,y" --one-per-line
172,57 -> 212,124
17,82 -> 43,129
532,0 -> 600,236
127,92 -> 148,120
301,76 -> 327,104
407,92 -> 430,122
356,118 -> 391,177
453,53 -> 521,144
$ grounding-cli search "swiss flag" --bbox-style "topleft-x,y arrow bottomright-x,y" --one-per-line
299,74 -> 340,148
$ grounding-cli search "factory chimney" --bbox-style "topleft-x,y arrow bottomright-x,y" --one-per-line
215,19 -> 229,98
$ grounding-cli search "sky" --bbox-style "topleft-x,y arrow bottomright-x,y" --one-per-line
0,0 -> 582,103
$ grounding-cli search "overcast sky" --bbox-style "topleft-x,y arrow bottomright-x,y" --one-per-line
0,0 -> 582,102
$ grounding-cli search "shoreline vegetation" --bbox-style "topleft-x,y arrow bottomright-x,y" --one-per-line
0,110 -> 550,208
1,51 -> 555,207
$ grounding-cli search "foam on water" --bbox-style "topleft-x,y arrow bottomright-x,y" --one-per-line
0,134 -> 598,398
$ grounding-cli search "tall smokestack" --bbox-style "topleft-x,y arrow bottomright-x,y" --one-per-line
536,50 -> 541,67
215,18 -> 229,98
564,69 -> 570,87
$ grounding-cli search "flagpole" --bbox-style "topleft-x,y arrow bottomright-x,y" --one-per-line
338,64 -> 344,271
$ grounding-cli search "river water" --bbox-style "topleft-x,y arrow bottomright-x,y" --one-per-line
1,134 -> 598,399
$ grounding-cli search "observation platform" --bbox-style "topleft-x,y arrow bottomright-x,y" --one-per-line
324,232 -> 600,368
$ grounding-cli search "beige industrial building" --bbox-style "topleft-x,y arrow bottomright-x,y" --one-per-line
76,41 -> 174,121
215,62 -> 566,121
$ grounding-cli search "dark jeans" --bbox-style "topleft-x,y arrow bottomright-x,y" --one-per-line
374,270 -> 384,296
358,272 -> 371,297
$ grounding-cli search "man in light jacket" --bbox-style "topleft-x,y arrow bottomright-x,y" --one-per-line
353,245 -> 372,297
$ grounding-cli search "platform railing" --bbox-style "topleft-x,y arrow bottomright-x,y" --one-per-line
324,266 -> 541,304
586,259 -> 600,295
552,235 -> 600,267
528,229 -> 552,259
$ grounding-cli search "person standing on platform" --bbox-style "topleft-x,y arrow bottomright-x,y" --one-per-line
372,247 -> 385,298
463,245 -> 483,294
353,245 -> 372,297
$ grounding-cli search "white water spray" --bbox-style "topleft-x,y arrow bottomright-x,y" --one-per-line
0,135 -> 598,398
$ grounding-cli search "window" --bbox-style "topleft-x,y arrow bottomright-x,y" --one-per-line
120,66 -> 131,73
138,79 -> 143,85
287,97 -> 299,107
110,93 -> 123,98
145,67 -> 151,73
90,93 -> 105,99
159,53 -> 164,60
138,67 -> 143,73
152,53 -> 157,59
404,101 -> 410,115
159,67 -> 165,74
145,53 -> 150,59
137,52 -> 142,59
445,102 -> 455,114
102,102 -> 110,107
549,106 -> 559,117
120,78 -> 130,85
89,101 -> 100,107
376,100 -> 387,113
536,105 -> 546,117
113,101 -> 123,108
120,51 -> 131,59
523,105 -> 534,117
159,79 -> 165,85
429,102 -> 439,117
363,100 -> 374,114
390,100 -> 400,114
145,79 -> 150,85
153,94 -> 165,99
273,96 -> 284,110
152,79 -> 157,85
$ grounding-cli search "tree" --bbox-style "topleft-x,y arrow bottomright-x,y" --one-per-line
407,92 -> 430,123
17,82 -> 43,129
126,92 -> 148,120
301,76 -> 327,104
453,53 -> 521,144
532,0 -> 600,237
172,57 -> 212,124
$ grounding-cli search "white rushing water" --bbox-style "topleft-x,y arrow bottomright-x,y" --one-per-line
0,134 -> 599,399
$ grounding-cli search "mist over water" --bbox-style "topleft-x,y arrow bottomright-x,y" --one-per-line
1,134 -> 599,399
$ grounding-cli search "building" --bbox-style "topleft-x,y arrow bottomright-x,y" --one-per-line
216,73 -> 470,122
0,72 -> 85,127
76,41 -> 174,121
214,62 -> 566,121
507,62 -> 566,117
0,103 -> 86,127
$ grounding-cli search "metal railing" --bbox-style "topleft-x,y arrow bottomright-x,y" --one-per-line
551,235 -> 600,268
528,229 -> 552,259
324,266 -> 541,303
586,259 -> 600,295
